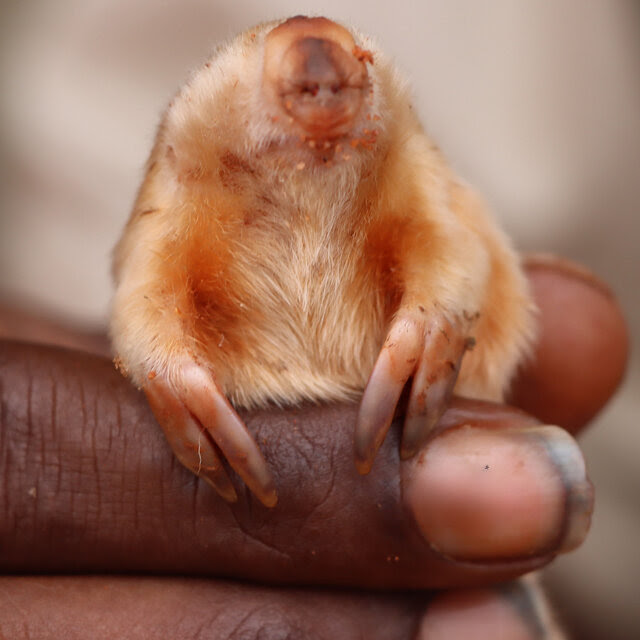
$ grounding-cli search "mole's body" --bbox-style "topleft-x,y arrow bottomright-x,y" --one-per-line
111,17 -> 535,506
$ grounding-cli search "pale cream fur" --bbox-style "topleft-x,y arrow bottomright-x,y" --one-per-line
111,18 -> 536,409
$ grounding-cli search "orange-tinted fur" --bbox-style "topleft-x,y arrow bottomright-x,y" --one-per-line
111,18 -> 535,412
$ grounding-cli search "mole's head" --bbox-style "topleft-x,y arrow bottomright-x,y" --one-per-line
262,16 -> 370,141
162,17 -> 400,180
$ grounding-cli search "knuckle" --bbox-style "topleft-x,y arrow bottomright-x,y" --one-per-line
226,605 -> 320,640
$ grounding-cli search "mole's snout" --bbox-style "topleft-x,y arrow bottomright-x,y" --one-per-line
264,17 -> 370,139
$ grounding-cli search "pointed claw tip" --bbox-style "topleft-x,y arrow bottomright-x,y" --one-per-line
399,445 -> 418,461
355,456 -> 373,475
202,476 -> 239,504
260,490 -> 278,508
424,409 -> 445,434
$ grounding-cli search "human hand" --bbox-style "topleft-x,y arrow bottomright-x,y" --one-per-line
0,255 -> 627,638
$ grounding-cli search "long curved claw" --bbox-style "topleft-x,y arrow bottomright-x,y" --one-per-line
145,376 -> 238,504
145,361 -> 277,508
356,311 -> 472,474
179,363 -> 277,508
400,321 -> 468,459
355,315 -> 422,475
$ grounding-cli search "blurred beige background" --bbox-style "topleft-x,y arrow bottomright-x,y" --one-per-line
1,1 -> 638,637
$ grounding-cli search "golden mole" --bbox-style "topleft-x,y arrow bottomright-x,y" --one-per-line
110,16 -> 535,507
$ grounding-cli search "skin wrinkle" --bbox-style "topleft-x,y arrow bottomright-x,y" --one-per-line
0,587 -> 26,640
131,424 -> 142,533
108,409 -> 128,538
227,506 -> 295,566
77,376 -> 95,538
104,396 -> 130,523
283,426 -> 316,475
91,387 -> 103,532
0,579 -> 30,627
185,601 -> 230,640
132,600 -> 214,640
10,358 -> 39,552
77,368 -> 87,455
190,467 -> 200,542
118,418 -> 165,543
25,357 -> 35,474
59,354 -> 137,555
157,433 -> 169,530
274,414 -> 404,576
226,606 -> 269,640
73,371 -> 93,546
241,410 -> 344,560
111,396 -> 121,450
0,376 -> 13,535
126,423 -> 151,536
293,463 -> 338,541
24,362 -> 45,530
49,370 -> 57,443
47,371 -> 66,502
242,604 -> 319,640
188,619 -> 218,640
78,372 -> 119,555
270,412 -> 337,522
35,365 -> 58,530
191,581 -> 242,633
230,601 -> 306,640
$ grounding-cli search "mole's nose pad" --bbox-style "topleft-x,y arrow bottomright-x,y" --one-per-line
263,18 -> 369,139
284,37 -> 351,95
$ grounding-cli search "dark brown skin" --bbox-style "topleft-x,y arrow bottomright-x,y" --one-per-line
0,256 -> 629,638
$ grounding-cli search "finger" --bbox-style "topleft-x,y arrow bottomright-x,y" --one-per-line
355,315 -> 422,474
0,341 -> 591,588
145,376 -> 238,504
178,362 -> 278,508
403,408 -> 593,563
510,254 -> 629,434
417,577 -> 566,639
0,576 -> 561,640
0,577 -> 424,640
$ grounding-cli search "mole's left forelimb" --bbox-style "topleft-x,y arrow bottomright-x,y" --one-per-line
110,161 -> 278,507
354,158 -> 535,473
355,311 -> 472,472
354,189 -> 490,472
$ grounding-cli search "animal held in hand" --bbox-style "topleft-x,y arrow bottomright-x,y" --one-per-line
111,16 -> 535,507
